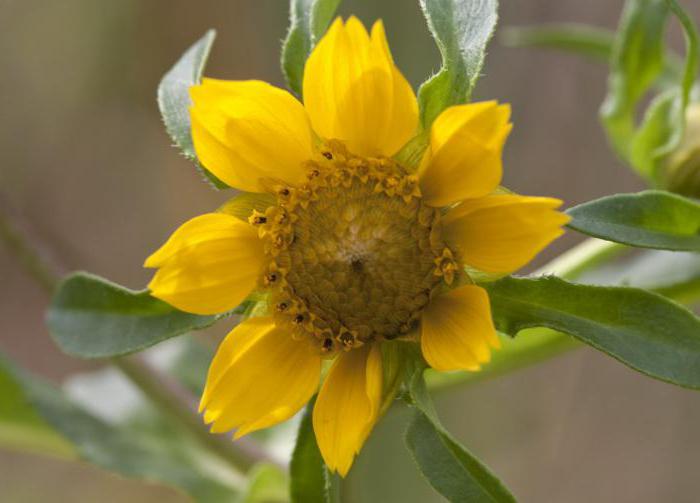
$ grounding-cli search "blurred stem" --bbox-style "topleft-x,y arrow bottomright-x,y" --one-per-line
0,197 -> 276,474
0,206 -> 58,292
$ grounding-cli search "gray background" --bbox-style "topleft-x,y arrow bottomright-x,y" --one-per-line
1,0 -> 699,501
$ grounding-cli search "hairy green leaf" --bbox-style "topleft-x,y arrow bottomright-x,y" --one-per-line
157,30 -> 229,189
486,276 -> 700,389
290,398 -> 330,503
405,365 -> 516,503
0,358 -> 238,502
46,272 -> 231,358
281,0 -> 341,97
567,190 -> 700,251
418,0 -> 499,128
502,24 -> 615,62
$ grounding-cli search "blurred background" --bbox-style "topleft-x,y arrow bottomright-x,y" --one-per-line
1,0 -> 699,501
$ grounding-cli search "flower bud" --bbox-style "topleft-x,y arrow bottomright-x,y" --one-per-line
664,102 -> 700,197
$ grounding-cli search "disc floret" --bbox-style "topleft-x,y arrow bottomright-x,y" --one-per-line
249,141 -> 461,357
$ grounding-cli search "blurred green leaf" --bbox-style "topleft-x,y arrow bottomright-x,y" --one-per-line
630,0 -> 699,183
46,272 -> 232,358
157,30 -> 229,189
281,0 -> 341,97
405,364 -> 516,503
290,399 -> 329,503
600,0 -> 668,163
418,0 -> 499,128
239,464 -> 289,503
502,24 -> 614,62
486,276 -> 700,389
567,190 -> 700,251
0,355 -> 75,458
0,357 -> 239,502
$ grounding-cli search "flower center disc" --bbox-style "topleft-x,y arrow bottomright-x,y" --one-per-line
254,142 -> 458,356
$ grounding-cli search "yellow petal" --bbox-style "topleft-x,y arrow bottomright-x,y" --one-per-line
303,17 -> 418,158
443,194 -> 571,274
201,317 -> 321,437
421,285 -> 500,372
145,213 -> 264,315
190,79 -> 314,192
419,102 -> 512,207
313,344 -> 382,477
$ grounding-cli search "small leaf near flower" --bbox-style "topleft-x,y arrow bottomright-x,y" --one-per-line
418,0 -> 499,128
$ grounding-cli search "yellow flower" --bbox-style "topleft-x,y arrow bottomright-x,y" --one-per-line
145,17 -> 570,476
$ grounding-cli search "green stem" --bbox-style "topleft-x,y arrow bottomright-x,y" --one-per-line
0,199 -> 273,474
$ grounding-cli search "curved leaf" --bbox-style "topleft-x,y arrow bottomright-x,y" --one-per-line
418,0 -> 499,128
157,30 -> 229,189
567,190 -> 700,251
486,276 -> 700,389
405,364 -> 516,503
46,272 -> 231,359
281,0 -> 341,97
290,398 -> 330,503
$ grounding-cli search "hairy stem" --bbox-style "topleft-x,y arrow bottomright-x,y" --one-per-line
0,196 -> 278,473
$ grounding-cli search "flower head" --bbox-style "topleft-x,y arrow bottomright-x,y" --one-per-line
145,17 -> 569,476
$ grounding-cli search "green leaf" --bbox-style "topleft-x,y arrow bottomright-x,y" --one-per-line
46,272 -> 230,358
485,276 -> 700,389
567,190 -> 700,251
600,0 -> 668,163
405,364 -> 516,503
418,0 -> 499,128
157,30 -> 229,189
281,0 -> 341,97
0,357 -> 239,502
502,24 -> 615,62
0,355 -> 75,458
290,398 -> 330,503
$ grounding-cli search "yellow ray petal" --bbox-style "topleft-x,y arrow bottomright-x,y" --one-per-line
145,213 -> 264,315
419,102 -> 512,207
190,79 -> 314,192
313,343 -> 382,477
443,194 -> 571,274
303,17 -> 418,158
201,317 -> 321,437
421,285 -> 500,372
